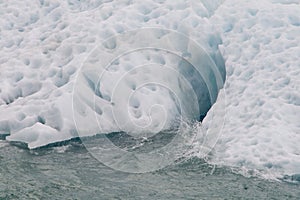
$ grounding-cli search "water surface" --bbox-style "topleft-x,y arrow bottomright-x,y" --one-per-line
0,140 -> 299,199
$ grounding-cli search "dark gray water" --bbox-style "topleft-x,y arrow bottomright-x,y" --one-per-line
0,140 -> 299,200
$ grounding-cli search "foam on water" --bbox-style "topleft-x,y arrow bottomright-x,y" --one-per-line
0,0 -> 299,179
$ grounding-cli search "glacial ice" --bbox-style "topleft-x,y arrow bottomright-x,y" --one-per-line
0,0 -> 299,178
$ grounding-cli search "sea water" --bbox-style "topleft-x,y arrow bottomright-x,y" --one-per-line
0,139 -> 299,199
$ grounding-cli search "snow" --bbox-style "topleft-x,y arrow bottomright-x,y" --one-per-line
0,0 -> 299,178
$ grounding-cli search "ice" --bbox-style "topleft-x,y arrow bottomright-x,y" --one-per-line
0,0 -> 299,179
271,0 -> 300,4
200,0 -> 300,178
0,0 -> 224,146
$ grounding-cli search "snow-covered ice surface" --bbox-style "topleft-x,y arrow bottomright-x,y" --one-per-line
0,0 -> 299,179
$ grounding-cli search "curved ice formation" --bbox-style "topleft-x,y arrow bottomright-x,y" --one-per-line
0,0 -> 299,178
72,28 -> 225,140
